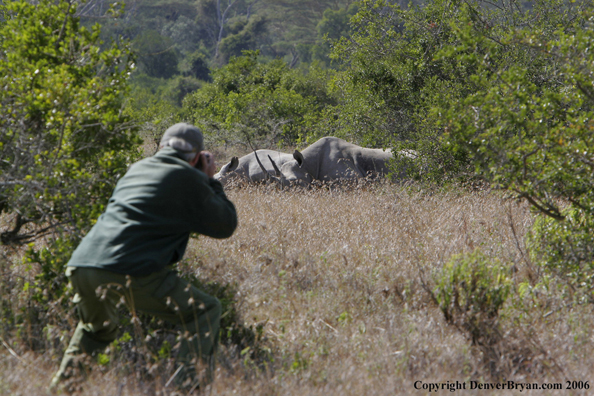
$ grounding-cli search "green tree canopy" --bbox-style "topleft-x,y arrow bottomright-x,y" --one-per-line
310,3 -> 359,66
440,1 -> 592,216
0,0 -> 139,246
133,29 -> 179,78
182,50 -> 335,148
218,16 -> 268,63
436,1 -> 594,295
323,0 -> 590,180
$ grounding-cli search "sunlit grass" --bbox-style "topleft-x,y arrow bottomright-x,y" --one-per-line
1,182 -> 593,395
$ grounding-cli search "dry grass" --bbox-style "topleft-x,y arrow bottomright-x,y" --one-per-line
2,182 -> 594,395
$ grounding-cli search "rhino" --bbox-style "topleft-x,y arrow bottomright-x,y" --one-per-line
267,137 -> 401,186
214,149 -> 295,184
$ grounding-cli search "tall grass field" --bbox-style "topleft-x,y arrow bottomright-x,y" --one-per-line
1,182 -> 593,395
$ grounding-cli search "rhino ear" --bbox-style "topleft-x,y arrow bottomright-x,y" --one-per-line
228,156 -> 239,172
293,150 -> 304,167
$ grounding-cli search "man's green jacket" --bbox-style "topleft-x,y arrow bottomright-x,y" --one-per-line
67,147 -> 238,277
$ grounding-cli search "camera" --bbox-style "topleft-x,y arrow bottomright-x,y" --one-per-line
195,152 -> 210,171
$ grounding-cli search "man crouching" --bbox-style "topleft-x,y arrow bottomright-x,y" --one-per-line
49,123 -> 238,393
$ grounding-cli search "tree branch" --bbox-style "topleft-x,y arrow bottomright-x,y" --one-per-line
55,0 -> 73,51
517,192 -> 565,221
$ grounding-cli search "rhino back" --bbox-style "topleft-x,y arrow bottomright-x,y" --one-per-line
308,137 -> 392,179
351,147 -> 392,175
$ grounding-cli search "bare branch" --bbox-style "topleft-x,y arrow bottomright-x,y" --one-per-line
517,192 -> 565,221
55,0 -> 73,51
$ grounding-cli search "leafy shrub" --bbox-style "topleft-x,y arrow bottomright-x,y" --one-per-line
324,0 -> 594,183
0,0 -> 139,352
182,50 -> 334,148
0,0 -> 139,245
437,2 -> 594,294
440,2 -> 594,217
125,75 -> 183,149
434,249 -> 511,347
529,209 -> 594,302
325,0 -> 476,177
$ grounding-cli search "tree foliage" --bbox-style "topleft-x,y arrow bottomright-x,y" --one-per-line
182,50 -> 335,148
440,0 -> 593,218
133,29 -> 179,79
436,1 -> 594,296
309,3 -> 359,66
323,0 -> 480,179
218,16 -> 269,63
257,0 -> 356,63
0,0 -> 139,246
324,0 -> 593,180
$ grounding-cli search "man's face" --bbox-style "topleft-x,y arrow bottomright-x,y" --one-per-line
190,152 -> 202,170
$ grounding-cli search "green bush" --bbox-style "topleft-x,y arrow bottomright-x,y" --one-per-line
182,50 -> 334,147
0,0 -> 139,349
434,249 -> 511,347
321,0 -> 491,180
439,2 -> 594,216
0,0 -> 139,245
323,0 -> 594,182
529,209 -> 594,302
436,2 -> 594,294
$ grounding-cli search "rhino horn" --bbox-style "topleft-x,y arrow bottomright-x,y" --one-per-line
268,155 -> 282,177
293,150 -> 304,167
254,151 -> 282,184
253,150 -> 270,180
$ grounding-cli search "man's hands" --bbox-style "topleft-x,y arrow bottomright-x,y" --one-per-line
196,151 -> 216,178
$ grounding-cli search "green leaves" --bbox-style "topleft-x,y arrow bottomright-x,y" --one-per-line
324,0 -> 478,179
440,3 -> 594,220
0,0 -> 139,245
183,51 -> 333,147
433,2 -> 594,296
529,208 -> 594,301
435,249 -> 511,345
0,1 -> 141,337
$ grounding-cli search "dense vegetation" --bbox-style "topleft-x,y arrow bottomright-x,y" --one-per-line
2,0 -> 594,394
0,0 -> 139,316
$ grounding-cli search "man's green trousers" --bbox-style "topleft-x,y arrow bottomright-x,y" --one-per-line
51,266 -> 221,387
